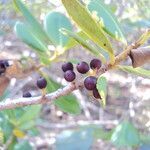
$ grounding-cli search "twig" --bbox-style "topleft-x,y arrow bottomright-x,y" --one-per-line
37,120 -> 119,129
0,82 -> 78,111
0,30 -> 149,111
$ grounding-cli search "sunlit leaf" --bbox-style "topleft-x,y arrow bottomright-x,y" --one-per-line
96,76 -> 107,107
119,65 -> 150,78
44,11 -> 73,48
61,28 -> 106,63
87,0 -> 127,44
61,0 -> 115,64
64,31 -> 88,50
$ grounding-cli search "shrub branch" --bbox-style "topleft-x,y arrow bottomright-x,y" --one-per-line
0,29 -> 149,111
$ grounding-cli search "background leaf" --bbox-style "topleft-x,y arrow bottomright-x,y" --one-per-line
44,75 -> 81,115
96,76 -> 107,107
44,11 -> 73,48
119,66 -> 150,78
13,0 -> 50,44
87,0 -> 127,44
111,120 -> 140,147
16,105 -> 41,127
61,0 -> 115,64
14,21 -> 48,52
14,140 -> 33,150
56,128 -> 94,150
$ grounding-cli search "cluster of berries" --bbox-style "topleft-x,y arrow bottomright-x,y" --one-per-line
0,60 -> 9,75
62,59 -> 102,99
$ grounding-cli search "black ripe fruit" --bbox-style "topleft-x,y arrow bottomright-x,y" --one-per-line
90,59 -> 102,69
84,76 -> 97,90
0,60 -> 6,74
37,77 -> 47,89
64,70 -> 76,82
62,62 -> 73,72
93,88 -> 101,99
23,91 -> 32,98
76,61 -> 89,74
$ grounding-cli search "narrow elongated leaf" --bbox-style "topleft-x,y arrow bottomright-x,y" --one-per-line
96,76 -> 107,107
87,0 -> 127,44
61,28 -> 106,63
15,21 -> 48,52
44,11 -> 73,47
13,0 -> 50,44
62,0 -> 115,64
64,31 -> 89,50
44,75 -> 81,115
119,66 -> 150,78
111,120 -> 140,147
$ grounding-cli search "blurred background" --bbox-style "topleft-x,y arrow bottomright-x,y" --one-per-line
0,0 -> 150,149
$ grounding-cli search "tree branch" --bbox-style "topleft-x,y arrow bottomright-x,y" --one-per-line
0,29 -> 149,111
0,82 -> 78,111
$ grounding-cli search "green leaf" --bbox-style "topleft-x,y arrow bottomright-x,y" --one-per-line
14,140 -> 33,150
14,21 -> 49,52
56,128 -> 93,150
61,0 -> 115,64
87,0 -> 127,44
111,120 -> 140,147
64,31 -> 89,50
44,75 -> 81,115
119,66 -> 150,78
16,105 -> 41,126
93,127 -> 113,141
61,28 -> 106,63
96,76 -> 107,107
19,120 -> 35,131
13,0 -> 50,44
44,11 -> 73,48
140,134 -> 150,144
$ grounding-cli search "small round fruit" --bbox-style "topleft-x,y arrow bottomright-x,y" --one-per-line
84,76 -> 97,90
76,61 -> 89,74
90,59 -> 102,69
0,61 -> 6,74
93,88 -> 101,99
37,77 -> 47,89
23,91 -> 32,98
64,70 -> 76,82
3,60 -> 9,67
62,62 -> 73,72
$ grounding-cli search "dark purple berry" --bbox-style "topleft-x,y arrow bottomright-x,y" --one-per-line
3,60 -> 9,67
90,59 -> 102,69
76,61 -> 89,74
84,76 -> 97,90
23,91 -> 32,98
93,88 -> 101,99
37,77 -> 47,89
0,60 -> 6,75
62,62 -> 73,72
64,70 -> 76,82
